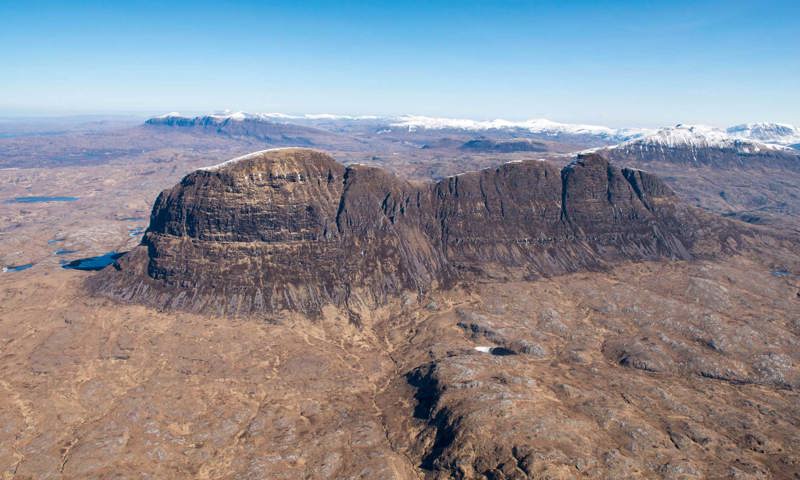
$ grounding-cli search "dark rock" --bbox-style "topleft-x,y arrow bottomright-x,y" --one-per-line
603,338 -> 670,373
91,149 -> 748,316
514,340 -> 547,357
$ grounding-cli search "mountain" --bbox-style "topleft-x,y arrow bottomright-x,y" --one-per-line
93,148 -> 747,317
595,124 -> 800,231
145,112 -> 350,148
600,124 -> 799,169
727,122 -> 800,145
388,115 -> 648,143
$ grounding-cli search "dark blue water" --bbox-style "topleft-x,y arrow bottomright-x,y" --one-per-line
47,238 -> 65,244
128,227 -> 145,237
54,249 -> 78,255
9,196 -> 78,203
488,347 -> 516,356
62,251 -> 124,271
4,263 -> 33,272
120,216 -> 146,222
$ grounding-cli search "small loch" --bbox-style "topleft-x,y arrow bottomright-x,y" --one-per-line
62,252 -> 124,271
3,263 -> 33,272
8,196 -> 78,203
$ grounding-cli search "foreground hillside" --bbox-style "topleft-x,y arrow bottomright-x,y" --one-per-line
1,250 -> 799,478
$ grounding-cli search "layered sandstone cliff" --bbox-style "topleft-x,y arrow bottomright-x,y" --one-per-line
92,148 -> 746,316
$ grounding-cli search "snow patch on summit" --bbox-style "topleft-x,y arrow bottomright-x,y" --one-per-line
198,147 -> 304,172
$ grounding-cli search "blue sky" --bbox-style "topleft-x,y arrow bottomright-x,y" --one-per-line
1,0 -> 798,127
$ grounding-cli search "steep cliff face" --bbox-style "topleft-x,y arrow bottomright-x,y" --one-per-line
92,148 -> 745,316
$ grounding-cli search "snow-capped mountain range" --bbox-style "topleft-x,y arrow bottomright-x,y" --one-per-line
148,112 -> 649,142
615,124 -> 792,154
385,115 -> 650,141
598,124 -> 800,172
148,112 -> 799,149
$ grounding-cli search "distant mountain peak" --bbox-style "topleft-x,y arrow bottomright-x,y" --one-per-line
599,123 -> 800,172
726,122 -> 800,145
618,124 -> 791,153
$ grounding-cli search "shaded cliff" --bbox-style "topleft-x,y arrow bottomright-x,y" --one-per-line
91,148 -> 747,317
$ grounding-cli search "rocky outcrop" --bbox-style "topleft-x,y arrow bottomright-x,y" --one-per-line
91,148 -> 746,317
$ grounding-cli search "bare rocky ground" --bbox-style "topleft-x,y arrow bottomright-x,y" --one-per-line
381,255 -> 800,479
1,250 -> 799,478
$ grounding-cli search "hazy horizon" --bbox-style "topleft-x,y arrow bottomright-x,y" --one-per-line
1,110 -> 796,132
